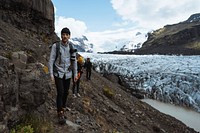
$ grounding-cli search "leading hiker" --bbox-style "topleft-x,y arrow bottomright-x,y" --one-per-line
49,27 -> 78,124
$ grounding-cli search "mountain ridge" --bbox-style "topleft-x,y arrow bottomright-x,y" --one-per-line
134,14 -> 200,55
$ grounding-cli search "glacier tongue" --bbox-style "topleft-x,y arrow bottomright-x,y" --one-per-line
81,53 -> 200,113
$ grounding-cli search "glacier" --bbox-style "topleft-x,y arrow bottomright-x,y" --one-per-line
81,53 -> 200,113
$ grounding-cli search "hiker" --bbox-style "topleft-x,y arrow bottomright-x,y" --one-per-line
72,53 -> 84,98
49,27 -> 78,124
84,58 -> 92,80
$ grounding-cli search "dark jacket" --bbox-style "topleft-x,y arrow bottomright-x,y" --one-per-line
84,61 -> 92,71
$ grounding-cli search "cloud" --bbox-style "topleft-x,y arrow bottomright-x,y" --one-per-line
54,14 -> 140,52
111,0 -> 200,29
85,27 -> 147,52
112,21 -> 130,27
53,0 -> 200,52
55,16 -> 87,38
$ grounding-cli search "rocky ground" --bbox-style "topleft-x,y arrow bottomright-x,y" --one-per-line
47,70 -> 197,133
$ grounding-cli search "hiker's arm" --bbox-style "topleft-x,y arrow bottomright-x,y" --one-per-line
49,43 -> 57,79
73,59 -> 78,79
72,55 -> 78,82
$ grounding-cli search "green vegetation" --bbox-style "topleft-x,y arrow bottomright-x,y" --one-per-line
186,42 -> 200,49
103,87 -> 114,99
10,114 -> 53,133
10,125 -> 34,133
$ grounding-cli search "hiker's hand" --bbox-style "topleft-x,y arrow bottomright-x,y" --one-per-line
51,76 -> 55,84
74,76 -> 78,82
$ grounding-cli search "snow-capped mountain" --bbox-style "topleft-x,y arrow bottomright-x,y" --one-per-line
71,35 -> 94,53
184,13 -> 200,23
70,30 -> 148,53
97,31 -> 148,52
119,32 -> 148,52
81,53 -> 200,113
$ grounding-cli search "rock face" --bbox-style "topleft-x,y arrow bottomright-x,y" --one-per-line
0,56 -> 18,132
0,0 -> 55,38
134,14 -> 200,55
0,0 -> 56,132
0,55 -> 50,132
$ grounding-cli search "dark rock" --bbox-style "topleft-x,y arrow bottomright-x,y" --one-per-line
0,0 -> 54,37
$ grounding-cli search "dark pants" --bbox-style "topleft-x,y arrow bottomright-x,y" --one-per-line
72,78 -> 81,94
72,74 -> 82,94
54,76 -> 71,112
86,69 -> 91,80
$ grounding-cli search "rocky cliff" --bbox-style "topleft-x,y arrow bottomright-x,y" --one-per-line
0,0 -> 59,63
0,0 -> 55,38
0,0 -> 57,132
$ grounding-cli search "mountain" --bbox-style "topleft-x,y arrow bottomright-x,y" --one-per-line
71,35 -> 94,52
0,0 -> 198,132
134,13 -> 200,55
185,13 -> 200,23
117,32 -> 148,52
99,31 -> 148,53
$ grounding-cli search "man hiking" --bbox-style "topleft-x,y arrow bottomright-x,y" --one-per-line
49,27 -> 78,124
84,58 -> 92,80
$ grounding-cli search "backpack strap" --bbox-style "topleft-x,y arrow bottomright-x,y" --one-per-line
54,41 -> 76,62
69,42 -> 76,62
55,42 -> 60,62
52,42 -> 60,74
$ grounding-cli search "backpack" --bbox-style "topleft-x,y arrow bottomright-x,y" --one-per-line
52,41 -> 76,61
77,54 -> 84,65
50,41 -> 77,73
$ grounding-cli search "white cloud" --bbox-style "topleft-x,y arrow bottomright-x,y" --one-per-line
111,0 -> 200,29
54,14 -> 142,52
86,29 -> 133,52
55,16 -> 87,38
85,27 -> 148,52
112,21 -> 130,27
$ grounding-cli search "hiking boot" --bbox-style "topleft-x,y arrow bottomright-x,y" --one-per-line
65,107 -> 71,111
63,107 -> 71,111
73,94 -> 77,98
58,111 -> 66,125
58,116 -> 66,125
77,93 -> 81,97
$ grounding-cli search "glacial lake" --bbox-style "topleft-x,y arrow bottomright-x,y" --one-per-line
142,99 -> 200,132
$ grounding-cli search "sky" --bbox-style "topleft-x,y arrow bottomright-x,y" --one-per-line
51,0 -> 200,52
81,52 -> 200,132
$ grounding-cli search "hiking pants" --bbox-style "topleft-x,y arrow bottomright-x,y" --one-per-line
72,78 -> 81,94
72,73 -> 82,94
86,69 -> 91,80
54,76 -> 71,112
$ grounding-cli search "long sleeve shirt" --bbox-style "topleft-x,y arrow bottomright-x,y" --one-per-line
49,41 -> 77,79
